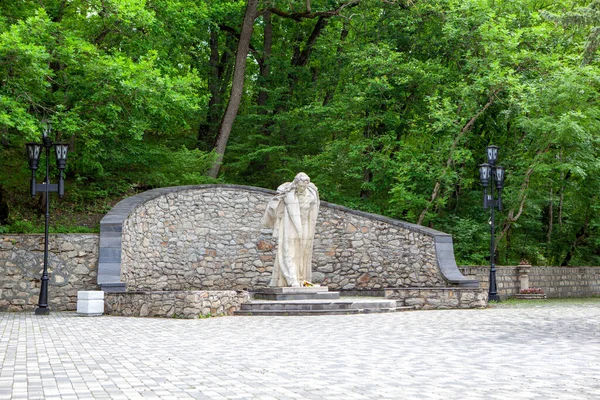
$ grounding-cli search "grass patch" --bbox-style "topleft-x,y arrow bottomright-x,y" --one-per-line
491,297 -> 600,308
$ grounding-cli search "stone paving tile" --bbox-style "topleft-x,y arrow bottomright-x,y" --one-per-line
0,301 -> 599,399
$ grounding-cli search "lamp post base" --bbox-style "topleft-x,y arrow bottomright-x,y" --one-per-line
488,293 -> 500,302
34,307 -> 50,315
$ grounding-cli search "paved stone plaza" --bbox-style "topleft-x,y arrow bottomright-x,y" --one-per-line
0,300 -> 599,399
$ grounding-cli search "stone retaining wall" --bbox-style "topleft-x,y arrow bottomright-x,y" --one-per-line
3,232 -> 600,315
460,266 -> 600,299
0,234 -> 99,311
385,288 -> 488,309
119,186 -> 452,292
104,290 -> 250,318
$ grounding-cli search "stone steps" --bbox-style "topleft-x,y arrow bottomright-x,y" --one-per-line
234,298 -> 414,316
234,308 -> 361,316
234,287 -> 414,316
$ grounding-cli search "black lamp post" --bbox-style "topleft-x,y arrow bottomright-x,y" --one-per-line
479,145 -> 505,302
26,120 -> 69,315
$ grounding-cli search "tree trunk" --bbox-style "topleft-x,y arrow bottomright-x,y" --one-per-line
560,214 -> 590,266
286,16 -> 328,97
360,168 -> 373,199
197,27 -> 222,149
208,0 -> 259,178
323,20 -> 349,106
291,17 -> 328,68
547,186 -> 553,245
0,187 -> 9,225
257,10 -> 273,110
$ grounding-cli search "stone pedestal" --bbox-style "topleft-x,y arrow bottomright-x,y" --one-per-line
77,291 -> 105,316
518,266 -> 531,291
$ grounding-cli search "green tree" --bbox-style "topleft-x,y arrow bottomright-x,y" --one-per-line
0,1 -> 213,230
2,0 -> 600,267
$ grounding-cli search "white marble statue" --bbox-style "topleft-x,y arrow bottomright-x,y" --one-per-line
261,172 -> 320,287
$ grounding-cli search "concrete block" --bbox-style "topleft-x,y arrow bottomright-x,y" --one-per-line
78,291 -> 104,300
77,291 -> 104,316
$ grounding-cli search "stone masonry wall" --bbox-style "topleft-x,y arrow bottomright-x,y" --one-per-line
104,290 -> 250,318
3,232 -> 600,315
121,187 -> 445,292
385,288 -> 488,309
460,266 -> 600,299
0,234 -> 99,311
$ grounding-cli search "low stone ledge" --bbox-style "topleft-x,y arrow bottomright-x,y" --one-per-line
384,287 -> 488,309
104,290 -> 250,318
459,266 -> 600,299
340,289 -> 386,297
514,294 -> 547,300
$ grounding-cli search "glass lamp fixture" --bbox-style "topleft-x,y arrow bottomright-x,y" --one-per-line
26,143 -> 42,170
495,165 -> 505,189
55,144 -> 69,170
55,144 -> 68,197
42,120 -> 51,138
486,145 -> 499,165
479,163 -> 491,187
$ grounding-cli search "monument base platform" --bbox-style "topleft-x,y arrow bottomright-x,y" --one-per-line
252,286 -> 339,300
237,287 -> 414,315
234,297 -> 412,316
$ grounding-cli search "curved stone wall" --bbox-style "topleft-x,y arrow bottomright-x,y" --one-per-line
99,185 -> 477,292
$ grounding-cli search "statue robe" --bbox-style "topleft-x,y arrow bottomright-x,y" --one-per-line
262,183 -> 319,287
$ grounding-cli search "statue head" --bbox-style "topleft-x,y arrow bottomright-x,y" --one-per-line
294,172 -> 310,185
293,172 -> 310,193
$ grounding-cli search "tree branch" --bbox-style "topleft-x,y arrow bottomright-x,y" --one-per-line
417,88 -> 501,225
495,145 -> 551,247
259,0 -> 360,21
292,17 -> 328,67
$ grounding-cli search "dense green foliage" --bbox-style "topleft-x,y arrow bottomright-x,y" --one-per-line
1,0 -> 600,267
